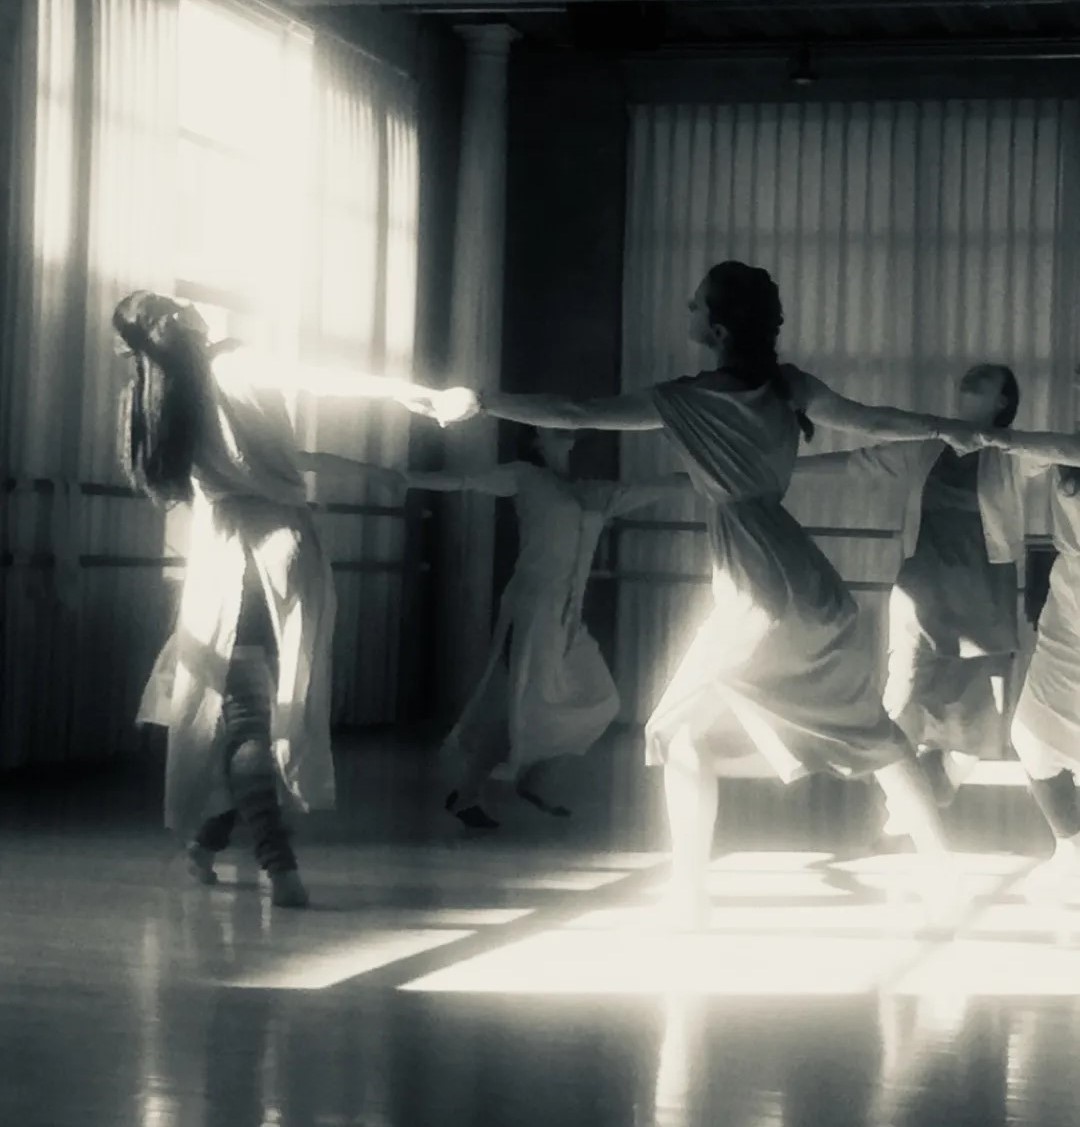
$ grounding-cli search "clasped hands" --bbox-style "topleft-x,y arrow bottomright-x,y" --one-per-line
934,422 -> 996,456
400,386 -> 482,428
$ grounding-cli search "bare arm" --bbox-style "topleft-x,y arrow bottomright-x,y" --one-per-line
295,452 -> 404,489
610,473 -> 695,515
792,451 -> 854,475
790,367 -> 967,443
480,389 -> 664,432
297,451 -> 389,475
405,464 -> 521,497
979,428 -> 1080,467
794,442 -> 924,479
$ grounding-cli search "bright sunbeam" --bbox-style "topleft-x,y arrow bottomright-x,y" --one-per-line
400,929 -> 924,997
398,852 -> 1080,998
225,929 -> 473,991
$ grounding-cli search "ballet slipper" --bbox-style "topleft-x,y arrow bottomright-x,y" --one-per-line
516,787 -> 571,818
186,843 -> 218,886
270,869 -> 310,908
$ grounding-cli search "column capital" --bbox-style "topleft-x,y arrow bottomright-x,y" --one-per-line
454,22 -> 520,58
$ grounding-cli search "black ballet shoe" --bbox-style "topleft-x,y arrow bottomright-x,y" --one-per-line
516,788 -> 572,818
454,805 -> 500,830
444,790 -> 459,812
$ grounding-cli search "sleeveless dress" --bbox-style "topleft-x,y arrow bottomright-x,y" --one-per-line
644,371 -> 913,782
444,464 -> 624,780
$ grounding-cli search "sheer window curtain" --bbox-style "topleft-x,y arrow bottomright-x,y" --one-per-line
0,0 -> 420,766
2,0 -> 180,768
299,39 -> 419,725
616,99 -> 1080,737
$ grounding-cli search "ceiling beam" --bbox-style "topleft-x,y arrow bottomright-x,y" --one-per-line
281,0 -> 1080,8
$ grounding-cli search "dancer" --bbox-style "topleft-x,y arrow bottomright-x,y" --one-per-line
951,422 -> 1080,887
116,292 -> 415,906
796,365 -> 1046,819
386,426 -> 691,828
418,261 -> 968,926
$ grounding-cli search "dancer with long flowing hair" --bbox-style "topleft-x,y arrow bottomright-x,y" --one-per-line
115,292 -> 414,906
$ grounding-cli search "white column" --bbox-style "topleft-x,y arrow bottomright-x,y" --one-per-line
439,23 -> 518,713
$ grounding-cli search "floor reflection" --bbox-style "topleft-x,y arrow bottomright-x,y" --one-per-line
5,826 -> 1080,1125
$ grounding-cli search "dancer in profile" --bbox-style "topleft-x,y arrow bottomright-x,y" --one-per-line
797,365 -> 1047,828
416,262 -> 970,927
950,421 -> 1080,888
387,426 -> 691,828
116,292 -> 415,906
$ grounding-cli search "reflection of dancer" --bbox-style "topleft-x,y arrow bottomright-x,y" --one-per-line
799,365 -> 1045,815
956,422 -> 1080,884
422,262 -> 961,925
403,426 -> 690,828
116,292 -> 402,906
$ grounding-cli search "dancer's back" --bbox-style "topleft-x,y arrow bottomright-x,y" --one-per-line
653,367 -> 847,623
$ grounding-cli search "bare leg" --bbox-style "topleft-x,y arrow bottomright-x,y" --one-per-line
873,758 -> 949,856
662,725 -> 718,929
1013,719 -> 1080,890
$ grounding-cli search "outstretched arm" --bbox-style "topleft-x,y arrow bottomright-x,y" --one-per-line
976,428 -> 1080,467
788,366 -> 970,443
405,463 -> 521,497
794,442 -> 925,479
478,389 -> 664,432
793,451 -> 855,475
295,452 -> 404,490
610,473 -> 695,514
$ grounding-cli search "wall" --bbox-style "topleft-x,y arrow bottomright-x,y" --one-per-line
406,21 -> 466,720
0,5 -> 467,768
498,45 -> 629,659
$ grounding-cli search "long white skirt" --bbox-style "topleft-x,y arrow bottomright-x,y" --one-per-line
446,582 -> 620,781
1012,552 -> 1080,777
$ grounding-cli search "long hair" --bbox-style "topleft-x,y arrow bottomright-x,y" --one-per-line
113,292 -> 212,507
702,261 -> 813,441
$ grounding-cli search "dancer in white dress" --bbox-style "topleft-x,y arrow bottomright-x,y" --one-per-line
402,426 -> 691,827
953,422 -> 1080,884
798,365 -> 1046,825
419,262 -> 969,926
116,292 -> 424,905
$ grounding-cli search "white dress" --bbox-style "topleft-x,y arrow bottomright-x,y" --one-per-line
446,463 -> 636,780
137,349 -> 337,834
645,372 -> 912,782
1011,479 -> 1080,773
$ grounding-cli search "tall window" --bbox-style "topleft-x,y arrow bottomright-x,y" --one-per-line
175,1 -> 313,351
163,0 -> 420,561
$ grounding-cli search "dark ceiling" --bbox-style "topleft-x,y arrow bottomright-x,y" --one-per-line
326,1 -> 1080,58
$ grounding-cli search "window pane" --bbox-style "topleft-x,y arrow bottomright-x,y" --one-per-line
178,0 -> 282,156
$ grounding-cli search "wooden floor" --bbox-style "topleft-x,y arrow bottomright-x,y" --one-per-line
3,731 -> 1079,1127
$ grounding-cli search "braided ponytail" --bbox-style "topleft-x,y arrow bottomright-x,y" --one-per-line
702,262 -> 813,441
